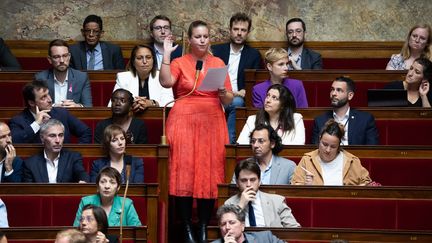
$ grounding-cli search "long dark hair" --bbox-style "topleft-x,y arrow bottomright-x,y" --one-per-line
255,84 -> 296,133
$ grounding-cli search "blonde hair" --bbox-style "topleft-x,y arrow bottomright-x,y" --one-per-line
264,48 -> 288,65
55,229 -> 86,243
401,24 -> 432,61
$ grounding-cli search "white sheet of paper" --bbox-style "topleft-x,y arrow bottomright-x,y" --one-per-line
197,66 -> 228,91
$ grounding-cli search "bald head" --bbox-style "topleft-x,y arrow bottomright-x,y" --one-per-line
0,122 -> 12,148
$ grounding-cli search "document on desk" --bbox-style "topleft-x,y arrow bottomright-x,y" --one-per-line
197,66 -> 228,91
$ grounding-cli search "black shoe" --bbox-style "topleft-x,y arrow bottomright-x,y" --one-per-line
197,223 -> 208,243
183,223 -> 197,243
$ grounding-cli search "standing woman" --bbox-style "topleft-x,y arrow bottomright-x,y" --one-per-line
109,44 -> 174,110
386,24 -> 432,70
160,20 -> 233,243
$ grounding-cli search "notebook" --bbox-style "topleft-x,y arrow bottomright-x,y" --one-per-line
367,89 -> 408,107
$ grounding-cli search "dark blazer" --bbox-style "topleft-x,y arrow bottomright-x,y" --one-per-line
69,41 -> 125,70
9,107 -> 92,144
35,68 -> 93,107
0,38 -> 21,70
300,47 -> 322,69
90,156 -> 144,183
23,149 -> 89,183
212,43 -> 262,90
1,157 -> 23,182
311,109 -> 379,145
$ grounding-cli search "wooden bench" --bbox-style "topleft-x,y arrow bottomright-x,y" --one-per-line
207,227 -> 432,242
244,69 -> 407,107
0,184 -> 157,243
2,226 -> 147,243
225,145 -> 432,186
0,107 -> 164,144
235,107 -> 432,145
5,40 -> 402,70
217,184 -> 432,231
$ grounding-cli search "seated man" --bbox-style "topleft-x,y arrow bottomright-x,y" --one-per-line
9,79 -> 92,144
0,37 -> 21,71
94,89 -> 147,144
211,204 -> 285,243
0,122 -> 23,182
70,15 -> 125,70
35,39 -> 93,107
23,119 -> 88,183
225,159 -> 300,228
232,124 -> 295,184
311,76 -> 379,145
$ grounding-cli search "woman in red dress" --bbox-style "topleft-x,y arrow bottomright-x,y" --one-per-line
160,20 -> 233,243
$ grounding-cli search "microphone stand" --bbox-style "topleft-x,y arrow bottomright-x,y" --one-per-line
119,158 -> 131,243
161,60 -> 203,145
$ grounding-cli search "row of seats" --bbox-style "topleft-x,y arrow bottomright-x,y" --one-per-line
0,69 -> 406,107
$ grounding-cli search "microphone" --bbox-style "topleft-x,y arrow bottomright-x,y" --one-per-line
119,155 -> 132,243
161,60 -> 203,145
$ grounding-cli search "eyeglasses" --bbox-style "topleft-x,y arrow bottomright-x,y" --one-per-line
83,29 -> 102,36
287,29 -> 303,36
153,25 -> 171,31
79,216 -> 95,223
50,53 -> 70,61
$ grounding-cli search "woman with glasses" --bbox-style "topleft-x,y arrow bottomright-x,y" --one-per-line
77,204 -> 118,243
252,47 -> 308,108
291,119 -> 371,186
109,44 -> 174,112
73,167 -> 141,227
386,24 -> 432,70
237,84 -> 305,145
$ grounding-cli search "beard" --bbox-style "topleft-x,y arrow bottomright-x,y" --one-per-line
331,97 -> 349,108
288,37 -> 304,48
230,35 -> 246,45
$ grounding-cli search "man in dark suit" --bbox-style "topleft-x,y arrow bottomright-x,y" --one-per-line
70,15 -> 124,70
149,15 -> 183,69
0,122 -> 22,182
35,39 -> 92,107
285,18 -> 322,70
311,76 -> 379,145
231,124 -> 295,185
23,119 -> 88,183
212,12 -> 262,143
211,204 -> 285,243
9,80 -> 92,144
0,38 -> 21,71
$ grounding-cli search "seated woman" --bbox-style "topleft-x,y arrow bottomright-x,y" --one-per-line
237,84 -> 305,145
91,124 -> 144,183
386,24 -> 432,70
252,48 -> 308,108
384,57 -> 432,107
77,204 -> 118,243
109,44 -> 174,111
291,119 -> 372,186
73,167 -> 142,226
95,89 -> 148,144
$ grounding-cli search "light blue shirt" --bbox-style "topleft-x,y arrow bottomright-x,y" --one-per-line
0,198 -> 9,227
260,156 -> 273,185
288,48 -> 302,70
154,44 -> 163,70
87,43 -> 103,70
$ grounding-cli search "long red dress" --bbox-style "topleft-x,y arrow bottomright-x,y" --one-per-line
167,53 -> 231,199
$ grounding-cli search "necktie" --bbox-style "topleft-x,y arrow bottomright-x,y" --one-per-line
88,49 -> 95,70
248,201 -> 256,226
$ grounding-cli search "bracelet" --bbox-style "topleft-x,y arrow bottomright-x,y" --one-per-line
162,62 -> 170,65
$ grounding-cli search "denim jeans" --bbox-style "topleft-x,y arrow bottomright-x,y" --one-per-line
224,96 -> 245,144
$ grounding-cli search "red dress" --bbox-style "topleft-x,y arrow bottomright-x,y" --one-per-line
167,54 -> 231,199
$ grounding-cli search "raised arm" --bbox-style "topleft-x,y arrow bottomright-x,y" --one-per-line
159,35 -> 178,88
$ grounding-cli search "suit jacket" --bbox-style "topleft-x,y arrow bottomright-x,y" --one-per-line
0,38 -> 21,70
9,107 -> 92,144
300,47 -> 322,69
212,43 -> 262,90
109,71 -> 174,107
231,155 -> 296,185
225,190 -> 300,228
211,231 -> 286,243
1,157 -> 23,182
69,41 -> 125,70
23,149 -> 89,183
35,68 -> 93,107
311,108 -> 379,145
73,194 -> 141,226
90,156 -> 144,183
